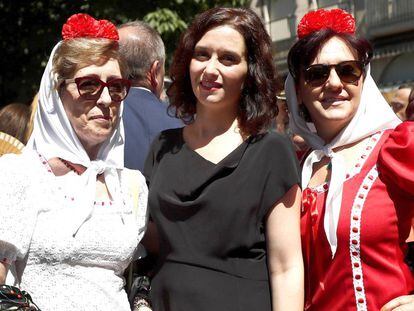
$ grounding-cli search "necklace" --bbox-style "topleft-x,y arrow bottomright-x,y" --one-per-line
59,158 -> 85,175
324,161 -> 332,183
327,161 -> 332,170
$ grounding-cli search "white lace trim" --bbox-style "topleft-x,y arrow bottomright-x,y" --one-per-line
349,165 -> 378,310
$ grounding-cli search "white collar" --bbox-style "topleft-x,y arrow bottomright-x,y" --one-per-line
134,86 -> 152,92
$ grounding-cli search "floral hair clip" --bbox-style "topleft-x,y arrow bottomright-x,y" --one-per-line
297,8 -> 355,39
62,13 -> 119,41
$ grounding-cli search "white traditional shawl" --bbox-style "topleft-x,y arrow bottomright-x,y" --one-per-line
25,41 -> 126,235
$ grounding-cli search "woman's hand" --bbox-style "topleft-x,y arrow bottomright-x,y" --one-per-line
133,297 -> 152,311
0,262 -> 8,284
381,295 -> 414,311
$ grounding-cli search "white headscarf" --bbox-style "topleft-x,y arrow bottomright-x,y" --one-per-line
25,41 -> 125,236
285,65 -> 401,257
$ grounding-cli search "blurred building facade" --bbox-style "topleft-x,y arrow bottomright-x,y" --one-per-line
250,0 -> 414,91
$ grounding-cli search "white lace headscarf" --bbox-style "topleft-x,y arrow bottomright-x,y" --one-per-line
25,41 -> 125,236
286,63 -> 400,257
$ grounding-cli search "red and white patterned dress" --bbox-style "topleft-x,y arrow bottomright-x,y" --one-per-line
301,122 -> 414,310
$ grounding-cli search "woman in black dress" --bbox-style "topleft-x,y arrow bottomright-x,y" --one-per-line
144,7 -> 303,311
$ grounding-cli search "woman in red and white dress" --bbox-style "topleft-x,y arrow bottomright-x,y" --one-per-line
285,8 -> 414,311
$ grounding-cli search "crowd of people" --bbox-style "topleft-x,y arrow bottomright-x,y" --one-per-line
0,6 -> 413,311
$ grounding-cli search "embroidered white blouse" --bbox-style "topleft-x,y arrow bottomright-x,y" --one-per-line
0,151 -> 148,311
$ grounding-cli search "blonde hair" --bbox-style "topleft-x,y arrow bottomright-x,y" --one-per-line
52,38 -> 127,84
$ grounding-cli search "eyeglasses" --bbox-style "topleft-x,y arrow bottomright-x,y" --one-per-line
303,60 -> 364,87
66,76 -> 131,102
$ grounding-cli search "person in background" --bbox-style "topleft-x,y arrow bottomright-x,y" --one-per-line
144,7 -> 303,311
286,8 -> 414,310
390,83 -> 414,121
405,87 -> 414,121
273,92 -> 309,161
405,86 -> 414,275
118,21 -> 182,172
0,102 -> 31,145
0,13 -> 148,311
274,92 -> 289,134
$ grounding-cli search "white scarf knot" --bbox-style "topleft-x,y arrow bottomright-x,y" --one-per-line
88,160 -> 107,175
322,146 -> 334,158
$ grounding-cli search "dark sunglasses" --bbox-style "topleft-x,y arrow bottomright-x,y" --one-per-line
303,60 -> 365,87
66,76 -> 131,102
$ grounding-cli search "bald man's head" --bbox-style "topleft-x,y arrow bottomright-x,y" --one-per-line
118,21 -> 165,98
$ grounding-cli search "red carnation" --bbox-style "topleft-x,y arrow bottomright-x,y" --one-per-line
297,8 -> 355,39
62,13 -> 118,41
328,9 -> 355,35
96,19 -> 119,41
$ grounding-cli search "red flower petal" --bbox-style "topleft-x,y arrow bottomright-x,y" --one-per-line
61,13 -> 118,41
297,8 -> 355,39
330,9 -> 355,35
96,19 -> 119,41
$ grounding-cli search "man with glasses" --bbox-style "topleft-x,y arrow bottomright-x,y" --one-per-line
118,21 -> 182,172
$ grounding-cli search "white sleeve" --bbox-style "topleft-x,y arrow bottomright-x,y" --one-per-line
0,154 -> 38,263
134,172 -> 149,261
121,168 -> 149,243
135,171 -> 149,240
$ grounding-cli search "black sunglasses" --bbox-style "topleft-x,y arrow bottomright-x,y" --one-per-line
66,76 -> 131,102
303,60 -> 365,87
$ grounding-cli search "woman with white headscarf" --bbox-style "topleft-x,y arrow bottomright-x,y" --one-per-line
0,13 -> 148,311
285,8 -> 414,311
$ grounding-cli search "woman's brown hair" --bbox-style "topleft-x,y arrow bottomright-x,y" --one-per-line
168,7 -> 280,136
0,103 -> 31,144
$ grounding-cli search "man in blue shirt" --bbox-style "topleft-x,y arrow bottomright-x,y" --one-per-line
118,21 -> 182,171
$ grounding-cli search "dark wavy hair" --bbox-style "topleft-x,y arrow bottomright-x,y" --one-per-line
167,7 -> 280,136
288,28 -> 373,83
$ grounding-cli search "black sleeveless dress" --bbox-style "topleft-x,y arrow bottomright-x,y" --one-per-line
144,128 -> 300,311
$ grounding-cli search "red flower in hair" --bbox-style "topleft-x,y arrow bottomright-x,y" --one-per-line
297,8 -> 355,39
95,19 -> 119,40
62,13 -> 119,41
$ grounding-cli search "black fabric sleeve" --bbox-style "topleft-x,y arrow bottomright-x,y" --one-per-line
258,133 -> 301,219
143,134 -> 159,187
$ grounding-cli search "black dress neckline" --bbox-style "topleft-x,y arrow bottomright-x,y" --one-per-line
178,127 -> 252,168
145,129 -> 301,311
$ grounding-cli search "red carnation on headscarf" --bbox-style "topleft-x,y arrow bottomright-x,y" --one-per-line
297,8 -> 355,39
62,13 -> 119,41
95,19 -> 119,40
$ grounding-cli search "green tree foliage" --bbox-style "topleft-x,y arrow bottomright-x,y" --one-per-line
0,0 -> 249,106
